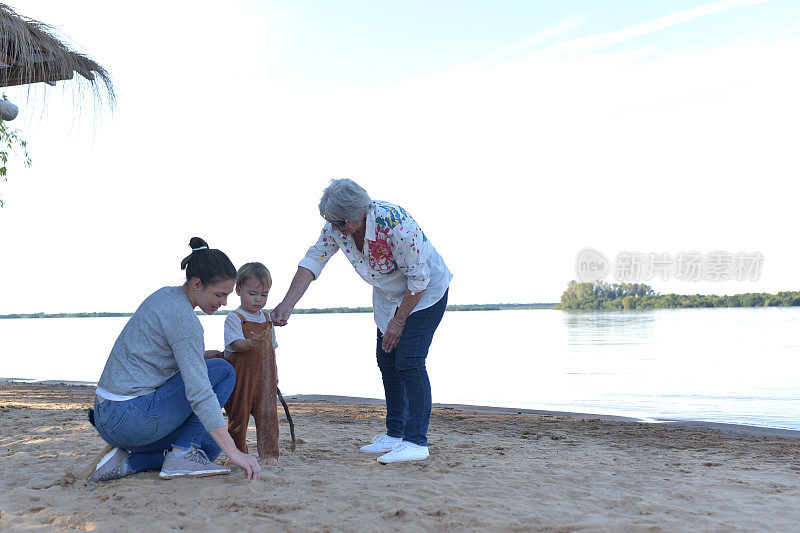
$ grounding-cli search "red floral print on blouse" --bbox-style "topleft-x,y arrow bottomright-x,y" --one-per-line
368,224 -> 399,274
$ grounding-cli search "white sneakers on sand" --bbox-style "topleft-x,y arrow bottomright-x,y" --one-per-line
360,434 -> 402,454
360,435 -> 430,463
159,445 -> 231,479
87,446 -> 130,482
377,441 -> 429,464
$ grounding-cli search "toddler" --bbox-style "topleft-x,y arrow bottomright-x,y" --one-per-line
223,262 -> 280,464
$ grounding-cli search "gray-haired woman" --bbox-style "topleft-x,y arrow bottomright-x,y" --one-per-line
271,179 -> 452,463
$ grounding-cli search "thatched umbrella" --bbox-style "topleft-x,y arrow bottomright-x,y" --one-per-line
0,3 -> 114,119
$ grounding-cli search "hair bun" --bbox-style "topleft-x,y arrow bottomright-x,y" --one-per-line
181,237 -> 210,270
189,237 -> 209,250
180,237 -> 236,285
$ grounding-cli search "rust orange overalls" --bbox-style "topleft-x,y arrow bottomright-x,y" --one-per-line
223,310 -> 279,460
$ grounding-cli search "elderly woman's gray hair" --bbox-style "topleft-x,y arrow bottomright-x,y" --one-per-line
319,178 -> 372,223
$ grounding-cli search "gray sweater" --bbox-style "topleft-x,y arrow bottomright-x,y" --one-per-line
97,286 -> 226,431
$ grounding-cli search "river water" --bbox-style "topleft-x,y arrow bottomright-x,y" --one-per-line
2,307 -> 798,429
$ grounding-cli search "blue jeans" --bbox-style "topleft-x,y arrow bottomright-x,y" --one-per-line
93,358 -> 235,474
376,289 -> 448,447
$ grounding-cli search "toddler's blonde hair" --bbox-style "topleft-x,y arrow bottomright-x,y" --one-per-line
236,262 -> 272,291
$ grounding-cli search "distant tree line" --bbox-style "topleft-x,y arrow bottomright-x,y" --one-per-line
0,303 -> 557,319
558,281 -> 800,310
445,303 -> 554,311
290,307 -> 373,314
0,311 -> 132,319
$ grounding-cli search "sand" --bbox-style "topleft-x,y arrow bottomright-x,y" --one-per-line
2,382 -> 800,532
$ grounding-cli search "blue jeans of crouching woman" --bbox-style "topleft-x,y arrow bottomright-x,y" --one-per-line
376,289 -> 448,447
93,358 -> 235,474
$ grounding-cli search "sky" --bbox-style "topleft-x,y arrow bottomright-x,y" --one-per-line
1,0 -> 800,314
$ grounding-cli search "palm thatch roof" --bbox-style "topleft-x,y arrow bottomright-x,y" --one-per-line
0,3 -> 113,105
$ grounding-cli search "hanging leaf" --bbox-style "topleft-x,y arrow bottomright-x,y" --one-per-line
0,93 -> 31,208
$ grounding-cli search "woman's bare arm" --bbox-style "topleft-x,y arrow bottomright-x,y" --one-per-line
271,267 -> 315,326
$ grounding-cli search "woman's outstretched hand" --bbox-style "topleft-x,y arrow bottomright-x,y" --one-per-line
271,301 -> 294,326
209,427 -> 261,480
271,267 -> 315,326
230,450 -> 261,480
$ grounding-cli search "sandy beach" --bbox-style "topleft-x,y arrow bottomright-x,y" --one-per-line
2,382 -> 800,531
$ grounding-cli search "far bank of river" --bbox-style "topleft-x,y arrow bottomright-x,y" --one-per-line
0,303 -> 556,319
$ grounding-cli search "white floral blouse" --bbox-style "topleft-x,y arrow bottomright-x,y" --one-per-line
299,200 -> 452,333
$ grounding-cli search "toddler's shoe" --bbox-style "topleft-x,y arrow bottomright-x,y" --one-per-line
159,445 -> 231,479
377,441 -> 429,464
359,434 -> 402,453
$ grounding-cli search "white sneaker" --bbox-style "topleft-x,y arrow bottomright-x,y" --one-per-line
159,445 -> 231,479
359,434 -> 402,453
87,446 -> 130,482
377,441 -> 429,464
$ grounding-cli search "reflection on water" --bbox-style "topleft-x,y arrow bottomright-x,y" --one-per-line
565,310 -> 656,346
2,307 -> 799,429
555,307 -> 800,428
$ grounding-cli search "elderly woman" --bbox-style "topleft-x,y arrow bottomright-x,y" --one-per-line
272,179 -> 452,463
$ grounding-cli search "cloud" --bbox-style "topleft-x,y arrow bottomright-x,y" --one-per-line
476,19 -> 584,64
2,0 -> 797,313
533,0 -> 770,56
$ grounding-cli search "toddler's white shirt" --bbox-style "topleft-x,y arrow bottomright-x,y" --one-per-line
223,307 -> 278,359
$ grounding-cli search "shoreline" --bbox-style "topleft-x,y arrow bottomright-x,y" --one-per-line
5,378 -> 798,439
271,394 -> 800,440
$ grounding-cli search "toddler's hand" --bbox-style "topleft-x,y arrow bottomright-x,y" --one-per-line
247,330 -> 269,346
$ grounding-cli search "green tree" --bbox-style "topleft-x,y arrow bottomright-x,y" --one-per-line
622,296 -> 635,309
0,94 -> 32,208
557,281 -> 800,310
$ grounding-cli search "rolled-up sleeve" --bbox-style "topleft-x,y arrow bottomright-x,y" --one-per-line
391,218 -> 431,293
298,224 -> 339,280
